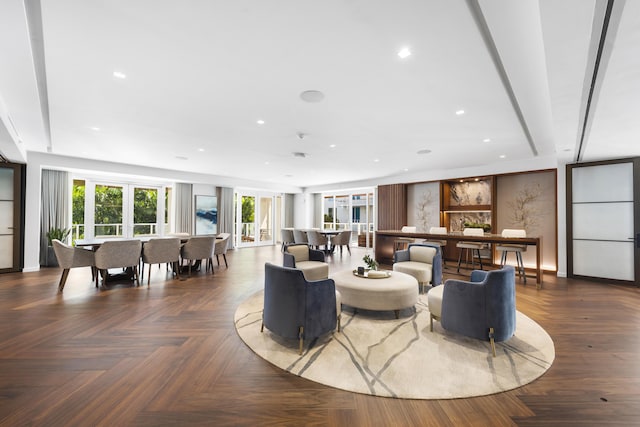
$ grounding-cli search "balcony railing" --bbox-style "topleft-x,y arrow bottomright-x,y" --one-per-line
72,223 -> 164,241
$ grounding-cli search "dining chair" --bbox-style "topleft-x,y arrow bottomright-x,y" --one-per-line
52,239 -> 96,292
281,229 -> 295,251
306,230 -> 329,251
141,238 -> 181,285
213,233 -> 231,268
293,229 -> 308,245
180,236 -> 216,276
94,240 -> 143,287
332,230 -> 352,255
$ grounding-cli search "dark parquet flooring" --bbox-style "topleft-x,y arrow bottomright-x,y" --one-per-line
0,245 -> 639,426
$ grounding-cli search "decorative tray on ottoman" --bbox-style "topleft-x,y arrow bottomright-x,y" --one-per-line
353,270 -> 391,279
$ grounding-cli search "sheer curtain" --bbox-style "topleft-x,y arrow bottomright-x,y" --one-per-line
40,169 -> 69,265
175,183 -> 193,234
217,187 -> 235,249
284,194 -> 294,228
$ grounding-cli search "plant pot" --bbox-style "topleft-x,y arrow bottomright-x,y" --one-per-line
47,246 -> 59,267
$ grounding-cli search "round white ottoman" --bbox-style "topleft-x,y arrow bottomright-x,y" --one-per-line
331,270 -> 419,318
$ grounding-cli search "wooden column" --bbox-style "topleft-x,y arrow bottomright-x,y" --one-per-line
377,184 -> 407,230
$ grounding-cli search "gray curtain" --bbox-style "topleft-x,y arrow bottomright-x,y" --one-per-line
217,186 -> 235,248
40,169 -> 69,265
175,183 -> 193,234
284,194 -> 294,228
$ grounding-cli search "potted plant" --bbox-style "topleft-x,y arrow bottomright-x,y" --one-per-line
46,227 -> 70,267
362,254 -> 378,271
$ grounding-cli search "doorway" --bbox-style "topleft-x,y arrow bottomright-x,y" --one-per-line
235,192 -> 275,247
567,158 -> 640,285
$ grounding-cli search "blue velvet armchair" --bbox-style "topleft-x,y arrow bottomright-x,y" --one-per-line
428,266 -> 516,356
261,262 -> 340,354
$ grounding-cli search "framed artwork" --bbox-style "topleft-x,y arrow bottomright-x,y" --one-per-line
194,195 -> 217,235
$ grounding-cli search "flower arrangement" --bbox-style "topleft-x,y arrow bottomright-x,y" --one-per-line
362,254 -> 378,271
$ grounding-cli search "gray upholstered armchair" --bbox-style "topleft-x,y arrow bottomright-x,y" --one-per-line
393,243 -> 442,293
283,243 -> 329,281
261,262 -> 341,354
427,266 -> 516,356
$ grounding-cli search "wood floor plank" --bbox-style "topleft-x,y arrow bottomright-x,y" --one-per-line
0,245 -> 639,426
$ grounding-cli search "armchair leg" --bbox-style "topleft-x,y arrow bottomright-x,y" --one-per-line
337,315 -> 341,332
430,313 -> 434,332
489,327 -> 496,357
298,326 -> 304,355
223,254 -> 228,267
260,322 -> 264,333
58,268 -> 70,292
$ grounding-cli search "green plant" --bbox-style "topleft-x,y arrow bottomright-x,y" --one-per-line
362,254 -> 378,271
463,222 -> 491,232
46,227 -> 70,245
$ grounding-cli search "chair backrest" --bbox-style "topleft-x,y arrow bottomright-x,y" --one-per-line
181,236 -> 215,259
501,229 -> 526,238
52,239 -> 75,268
281,229 -> 294,244
408,245 -> 437,264
463,227 -> 484,236
429,227 -> 447,235
95,240 -> 142,269
401,226 -> 416,233
263,262 -> 336,340
214,234 -> 230,255
142,238 -> 180,264
293,229 -> 308,244
334,230 -> 351,245
306,230 -> 326,246
285,244 -> 309,262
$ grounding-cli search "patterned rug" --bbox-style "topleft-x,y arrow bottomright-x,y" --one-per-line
234,290 -> 555,399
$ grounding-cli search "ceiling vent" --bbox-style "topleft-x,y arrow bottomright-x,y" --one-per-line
292,152 -> 307,158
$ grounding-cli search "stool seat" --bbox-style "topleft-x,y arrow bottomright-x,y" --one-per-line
497,229 -> 527,284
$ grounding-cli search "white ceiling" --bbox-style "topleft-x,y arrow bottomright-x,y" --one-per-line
1,0 -> 639,189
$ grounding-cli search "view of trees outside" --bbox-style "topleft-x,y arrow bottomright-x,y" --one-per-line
241,196 -> 255,242
133,187 -> 158,235
71,182 -> 159,239
94,185 -> 124,236
72,180 -> 85,239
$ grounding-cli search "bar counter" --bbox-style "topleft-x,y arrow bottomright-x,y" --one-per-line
375,230 -> 543,288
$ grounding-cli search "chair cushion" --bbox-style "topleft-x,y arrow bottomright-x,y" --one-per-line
456,241 -> 485,249
287,245 -> 309,262
393,261 -> 433,284
496,244 -> 527,252
296,261 -> 329,281
409,246 -> 436,264
427,285 -> 444,318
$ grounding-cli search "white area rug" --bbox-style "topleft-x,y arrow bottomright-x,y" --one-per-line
234,290 -> 555,399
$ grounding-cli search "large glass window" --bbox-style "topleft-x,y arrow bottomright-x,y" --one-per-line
322,189 -> 375,247
73,178 -> 169,241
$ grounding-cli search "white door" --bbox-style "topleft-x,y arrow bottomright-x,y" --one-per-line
569,160 -> 638,284
235,192 -> 275,247
0,167 -> 14,269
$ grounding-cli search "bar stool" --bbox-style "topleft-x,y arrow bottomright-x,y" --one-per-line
496,229 -> 527,284
456,228 -> 487,273
424,226 -> 448,268
394,226 -> 417,252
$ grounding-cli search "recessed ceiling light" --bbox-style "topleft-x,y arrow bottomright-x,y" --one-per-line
455,109 -> 465,115
417,149 -> 431,155
373,159 -> 380,163
474,178 -> 479,182
113,71 -> 126,79
403,168 -> 409,172
329,144 -> 336,148
256,119 -> 265,125
90,126 -> 101,131
300,90 -> 325,103
197,148 -> 205,152
397,47 -> 411,59
459,179 -> 464,183
483,138 -> 491,143
499,154 -> 506,159
264,161 -> 269,165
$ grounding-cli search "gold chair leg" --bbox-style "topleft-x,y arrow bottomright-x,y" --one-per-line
430,313 -> 434,332
489,327 -> 496,357
298,326 -> 304,355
